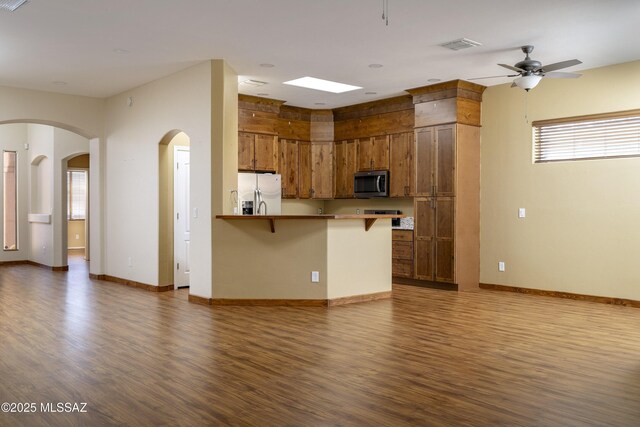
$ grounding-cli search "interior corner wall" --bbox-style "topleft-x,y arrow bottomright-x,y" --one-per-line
480,59 -> 640,300
209,60 -> 239,300
104,61 -> 212,288
53,127 -> 89,267
0,124 -> 29,262
28,124 -> 55,266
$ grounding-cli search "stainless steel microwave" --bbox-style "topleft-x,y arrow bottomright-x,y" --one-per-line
354,170 -> 389,198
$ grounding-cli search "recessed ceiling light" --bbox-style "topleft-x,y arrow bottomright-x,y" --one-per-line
427,79 -> 441,83
314,102 -> 326,106
113,48 -> 130,54
259,63 -> 275,68
52,81 -> 67,86
283,77 -> 361,94
439,38 -> 482,51
365,91 -> 377,95
368,64 -> 383,69
240,79 -> 267,87
257,93 -> 269,96
0,0 -> 27,12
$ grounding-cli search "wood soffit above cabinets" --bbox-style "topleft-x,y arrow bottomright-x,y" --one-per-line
239,80 -> 486,128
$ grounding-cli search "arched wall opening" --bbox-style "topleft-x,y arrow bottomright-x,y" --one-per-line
0,120 -> 101,274
158,130 -> 191,287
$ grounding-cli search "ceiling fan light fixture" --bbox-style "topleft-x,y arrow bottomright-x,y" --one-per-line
514,74 -> 542,91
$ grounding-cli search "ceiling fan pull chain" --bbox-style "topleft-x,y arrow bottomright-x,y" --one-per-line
381,0 -> 389,26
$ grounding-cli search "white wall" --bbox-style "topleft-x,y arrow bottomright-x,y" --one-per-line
28,125 -> 54,265
481,59 -> 640,300
0,85 -> 105,273
26,125 -> 89,267
0,124 -> 29,262
104,61 -> 213,288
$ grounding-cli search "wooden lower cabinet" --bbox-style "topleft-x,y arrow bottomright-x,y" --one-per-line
392,230 -> 414,278
414,197 -> 454,283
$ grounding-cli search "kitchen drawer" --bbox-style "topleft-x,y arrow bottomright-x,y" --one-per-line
392,230 -> 413,242
392,259 -> 413,278
392,241 -> 413,260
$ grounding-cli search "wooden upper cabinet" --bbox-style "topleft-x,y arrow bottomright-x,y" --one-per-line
237,132 -> 277,172
238,132 -> 255,171
279,139 -> 298,198
311,141 -> 334,199
415,124 -> 456,197
334,139 -> 357,198
435,125 -> 455,197
298,141 -> 312,199
254,134 -> 278,172
389,132 -> 415,198
357,135 -> 389,171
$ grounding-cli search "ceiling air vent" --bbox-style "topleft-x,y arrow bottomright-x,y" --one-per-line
0,0 -> 28,12
439,38 -> 482,51
240,79 -> 267,87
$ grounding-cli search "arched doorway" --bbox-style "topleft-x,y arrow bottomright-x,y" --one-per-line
158,130 -> 191,290
0,120 -> 101,275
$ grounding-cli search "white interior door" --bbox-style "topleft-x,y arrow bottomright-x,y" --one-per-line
174,146 -> 190,288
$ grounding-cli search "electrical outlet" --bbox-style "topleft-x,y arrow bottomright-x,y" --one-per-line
311,271 -> 320,283
318,208 -> 323,214
75,234 -> 80,240
518,208 -> 526,218
498,261 -> 505,272
356,209 -> 360,215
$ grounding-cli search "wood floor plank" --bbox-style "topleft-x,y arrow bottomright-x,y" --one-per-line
1,255 -> 640,425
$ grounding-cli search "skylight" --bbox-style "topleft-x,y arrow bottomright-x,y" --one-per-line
283,77 -> 362,94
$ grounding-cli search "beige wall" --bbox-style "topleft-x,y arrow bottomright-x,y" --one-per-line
212,219 -> 392,300
480,59 -> 640,300
68,220 -> 85,249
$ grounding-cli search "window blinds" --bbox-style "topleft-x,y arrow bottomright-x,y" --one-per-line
533,112 -> 640,163
67,170 -> 87,220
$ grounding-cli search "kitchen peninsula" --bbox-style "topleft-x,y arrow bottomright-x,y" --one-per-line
207,214 -> 401,306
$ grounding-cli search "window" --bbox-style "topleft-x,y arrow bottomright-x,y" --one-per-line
67,170 -> 87,220
3,151 -> 17,251
533,110 -> 640,163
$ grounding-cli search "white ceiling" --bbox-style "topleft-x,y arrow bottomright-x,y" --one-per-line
1,0 -> 639,108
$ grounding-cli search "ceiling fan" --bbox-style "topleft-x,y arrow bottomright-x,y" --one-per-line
474,45 -> 582,91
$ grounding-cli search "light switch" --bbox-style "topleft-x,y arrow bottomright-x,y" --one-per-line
193,207 -> 198,218
518,208 -> 526,218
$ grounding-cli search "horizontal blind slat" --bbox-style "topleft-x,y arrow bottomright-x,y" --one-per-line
534,113 -> 640,163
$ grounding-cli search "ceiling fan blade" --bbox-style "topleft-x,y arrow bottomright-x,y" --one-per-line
544,71 -> 582,79
498,63 -> 524,73
540,59 -> 582,72
468,74 -> 515,81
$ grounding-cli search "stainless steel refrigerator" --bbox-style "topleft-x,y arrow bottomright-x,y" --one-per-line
238,173 -> 282,215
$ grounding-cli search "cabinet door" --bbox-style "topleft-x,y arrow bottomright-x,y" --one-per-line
298,141 -> 312,199
238,132 -> 255,171
435,125 -> 455,197
311,141 -> 334,199
414,198 -> 435,280
415,127 -> 435,196
358,135 -> 390,171
371,135 -> 390,170
389,132 -> 415,197
254,134 -> 277,172
357,137 -> 374,171
435,197 -> 455,282
334,139 -> 357,198
279,139 -> 298,198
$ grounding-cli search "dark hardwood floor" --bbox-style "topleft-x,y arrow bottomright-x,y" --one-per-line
1,256 -> 640,426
